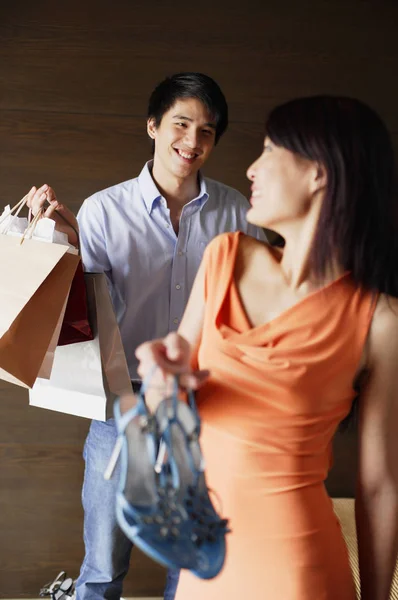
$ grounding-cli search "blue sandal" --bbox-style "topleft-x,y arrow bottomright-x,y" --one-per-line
105,375 -> 229,578
155,381 -> 230,579
104,385 -> 198,571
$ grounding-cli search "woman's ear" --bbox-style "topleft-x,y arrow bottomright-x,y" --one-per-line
311,163 -> 327,194
147,118 -> 157,140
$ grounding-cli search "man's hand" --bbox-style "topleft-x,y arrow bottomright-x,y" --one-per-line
25,184 -> 79,246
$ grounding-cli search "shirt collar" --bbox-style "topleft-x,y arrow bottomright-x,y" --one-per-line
138,160 -> 209,214
138,161 -> 162,213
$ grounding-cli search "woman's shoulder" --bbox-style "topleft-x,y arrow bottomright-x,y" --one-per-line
205,230 -> 240,251
368,293 -> 398,363
204,231 -> 272,263
373,294 -> 398,327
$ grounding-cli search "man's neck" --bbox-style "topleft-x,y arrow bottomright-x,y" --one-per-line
151,159 -> 201,210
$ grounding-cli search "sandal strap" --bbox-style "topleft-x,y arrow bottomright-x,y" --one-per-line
113,394 -> 152,435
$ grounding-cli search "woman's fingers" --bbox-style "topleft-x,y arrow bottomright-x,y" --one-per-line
179,370 -> 210,390
136,333 -> 210,393
136,340 -> 184,379
136,334 -> 190,375
164,332 -> 190,361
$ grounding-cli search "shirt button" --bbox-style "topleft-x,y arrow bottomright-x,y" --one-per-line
173,318 -> 179,324
176,284 -> 181,290
165,223 -> 170,228
178,251 -> 183,256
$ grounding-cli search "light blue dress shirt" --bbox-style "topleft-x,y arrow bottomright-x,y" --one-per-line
78,161 -> 266,379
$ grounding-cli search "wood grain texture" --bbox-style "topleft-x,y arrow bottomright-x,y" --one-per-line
0,384 -> 166,597
0,0 -> 397,125
0,112 -> 270,207
0,0 -> 397,596
0,110 -> 396,213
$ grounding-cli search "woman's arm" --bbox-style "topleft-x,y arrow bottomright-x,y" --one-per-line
135,253 -> 209,411
356,295 -> 398,600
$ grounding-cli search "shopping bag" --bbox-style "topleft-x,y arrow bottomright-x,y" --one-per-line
0,198 -> 80,387
37,293 -> 70,379
57,260 -> 94,346
29,273 -> 135,420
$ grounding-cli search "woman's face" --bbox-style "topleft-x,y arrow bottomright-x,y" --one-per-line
246,137 -> 321,230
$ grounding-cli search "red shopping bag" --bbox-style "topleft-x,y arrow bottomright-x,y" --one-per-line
58,261 -> 94,346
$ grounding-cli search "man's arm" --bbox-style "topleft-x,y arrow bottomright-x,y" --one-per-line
77,195 -> 112,275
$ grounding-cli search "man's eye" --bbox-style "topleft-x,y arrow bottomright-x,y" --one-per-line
176,122 -> 186,127
202,130 -> 213,136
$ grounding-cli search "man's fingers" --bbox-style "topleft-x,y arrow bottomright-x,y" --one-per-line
25,186 -> 37,208
44,203 -> 58,218
45,186 -> 57,203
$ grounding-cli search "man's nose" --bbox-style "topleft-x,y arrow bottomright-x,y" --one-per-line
184,129 -> 199,149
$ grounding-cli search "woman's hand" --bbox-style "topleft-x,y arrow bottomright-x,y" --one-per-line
135,333 -> 209,412
25,184 -> 79,246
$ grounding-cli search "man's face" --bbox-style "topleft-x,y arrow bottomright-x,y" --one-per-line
147,97 -> 217,181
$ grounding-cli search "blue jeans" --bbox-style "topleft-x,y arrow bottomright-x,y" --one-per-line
75,418 -> 180,600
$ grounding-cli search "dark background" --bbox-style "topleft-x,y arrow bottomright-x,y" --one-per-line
0,0 -> 397,596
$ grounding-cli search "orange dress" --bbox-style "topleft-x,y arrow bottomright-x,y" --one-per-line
175,232 -> 376,600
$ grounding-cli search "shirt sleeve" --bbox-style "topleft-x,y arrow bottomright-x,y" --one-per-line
77,195 -> 112,275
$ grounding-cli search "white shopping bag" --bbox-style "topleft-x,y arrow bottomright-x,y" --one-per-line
29,273 -> 135,420
0,200 -> 79,387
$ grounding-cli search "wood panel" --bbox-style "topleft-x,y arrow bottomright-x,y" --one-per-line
0,0 -> 397,596
0,110 -> 396,214
0,0 -> 397,126
0,382 -> 166,597
0,112 -> 268,208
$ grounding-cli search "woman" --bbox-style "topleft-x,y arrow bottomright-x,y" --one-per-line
28,95 -> 397,598
135,95 -> 398,600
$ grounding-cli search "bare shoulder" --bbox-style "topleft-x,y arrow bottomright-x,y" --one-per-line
237,232 -> 281,271
372,294 -> 398,333
368,294 -> 398,363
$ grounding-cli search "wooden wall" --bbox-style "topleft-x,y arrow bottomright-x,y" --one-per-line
0,0 -> 397,596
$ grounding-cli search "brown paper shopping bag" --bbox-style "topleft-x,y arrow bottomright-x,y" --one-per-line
37,293 -> 70,379
0,235 -> 79,387
30,273 -> 135,420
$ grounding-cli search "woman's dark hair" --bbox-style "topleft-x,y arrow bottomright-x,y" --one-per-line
147,72 -> 228,145
265,96 -> 398,296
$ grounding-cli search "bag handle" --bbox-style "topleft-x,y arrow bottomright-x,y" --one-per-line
0,193 -> 80,253
20,207 -> 45,244
0,194 -> 30,232
0,194 -> 46,243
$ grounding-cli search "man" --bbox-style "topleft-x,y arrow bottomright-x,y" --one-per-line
29,72 -> 266,600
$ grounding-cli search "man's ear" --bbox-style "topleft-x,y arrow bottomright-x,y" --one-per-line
147,118 -> 157,139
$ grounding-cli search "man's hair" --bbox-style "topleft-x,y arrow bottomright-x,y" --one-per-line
147,72 -> 228,145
